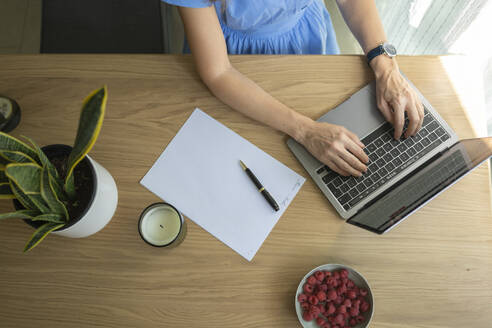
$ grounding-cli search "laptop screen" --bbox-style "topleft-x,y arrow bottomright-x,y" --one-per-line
347,137 -> 492,234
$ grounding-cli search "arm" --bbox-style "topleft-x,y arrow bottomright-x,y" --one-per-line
178,6 -> 368,176
336,0 -> 424,139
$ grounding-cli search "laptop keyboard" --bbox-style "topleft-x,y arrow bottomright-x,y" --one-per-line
316,109 -> 450,211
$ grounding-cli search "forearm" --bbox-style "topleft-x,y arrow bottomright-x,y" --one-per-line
336,0 -> 397,76
203,66 -> 313,142
335,0 -> 386,54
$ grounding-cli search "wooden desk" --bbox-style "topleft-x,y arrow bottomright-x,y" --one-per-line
0,55 -> 490,328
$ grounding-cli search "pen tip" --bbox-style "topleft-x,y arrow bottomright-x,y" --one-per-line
239,160 -> 247,170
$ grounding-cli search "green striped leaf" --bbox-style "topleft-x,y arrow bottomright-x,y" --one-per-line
40,167 -> 68,220
9,181 -> 38,211
0,150 -> 37,163
0,182 -> 14,199
0,209 -> 39,221
49,174 -> 65,200
65,86 -> 107,198
5,168 -> 51,213
23,222 -> 64,252
5,163 -> 42,194
0,132 -> 39,164
22,136 -> 61,180
31,213 -> 64,223
24,193 -> 50,214
64,173 -> 75,199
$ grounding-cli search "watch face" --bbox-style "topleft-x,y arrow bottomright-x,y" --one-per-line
383,43 -> 397,57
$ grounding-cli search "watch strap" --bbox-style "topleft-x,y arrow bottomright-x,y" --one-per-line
366,44 -> 385,64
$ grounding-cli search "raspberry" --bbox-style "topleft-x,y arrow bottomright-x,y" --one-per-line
307,276 -> 317,285
315,271 -> 326,282
302,311 -> 314,322
309,295 -> 319,305
324,271 -> 332,277
356,315 -> 365,324
349,319 -> 356,326
310,304 -> 321,316
322,324 -> 332,328
346,280 -> 355,289
320,284 -> 328,292
316,291 -> 327,302
340,269 -> 349,278
298,293 -> 307,303
334,296 -> 343,305
327,289 -> 337,301
349,307 -> 359,317
343,299 -> 351,308
301,302 -> 310,310
346,290 -> 356,299
360,288 -> 368,297
337,305 -> 347,314
354,299 -> 361,307
326,277 -> 336,287
327,303 -> 336,315
334,314 -> 345,325
361,301 -> 370,313
333,271 -> 340,279
316,317 -> 327,326
303,283 -> 314,294
337,285 -> 347,295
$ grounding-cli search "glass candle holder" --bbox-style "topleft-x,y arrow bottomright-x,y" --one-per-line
138,203 -> 186,248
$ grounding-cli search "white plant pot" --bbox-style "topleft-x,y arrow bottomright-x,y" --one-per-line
17,145 -> 118,239
52,155 -> 118,238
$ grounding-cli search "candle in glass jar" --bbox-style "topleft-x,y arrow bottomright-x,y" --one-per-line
138,203 -> 185,247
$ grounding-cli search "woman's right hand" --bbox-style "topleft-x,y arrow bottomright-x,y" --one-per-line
298,121 -> 369,177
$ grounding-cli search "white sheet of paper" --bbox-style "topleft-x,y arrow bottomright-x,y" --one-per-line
140,108 -> 305,261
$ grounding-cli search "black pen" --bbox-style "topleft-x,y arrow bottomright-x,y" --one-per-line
239,160 -> 279,211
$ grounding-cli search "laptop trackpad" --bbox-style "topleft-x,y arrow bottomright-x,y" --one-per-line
317,82 -> 386,139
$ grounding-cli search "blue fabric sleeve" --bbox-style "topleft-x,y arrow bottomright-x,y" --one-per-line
162,0 -> 212,8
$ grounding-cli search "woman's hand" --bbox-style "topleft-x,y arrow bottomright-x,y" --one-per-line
299,121 -> 369,177
371,56 -> 424,139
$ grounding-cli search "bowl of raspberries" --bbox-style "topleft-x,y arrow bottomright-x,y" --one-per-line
295,264 -> 373,328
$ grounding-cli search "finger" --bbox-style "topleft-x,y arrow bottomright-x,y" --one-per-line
346,129 -> 365,148
338,146 -> 367,173
345,137 -> 369,164
324,158 -> 350,177
390,99 -> 406,139
416,99 -> 424,132
404,101 -> 420,138
377,98 -> 393,124
332,153 -> 364,177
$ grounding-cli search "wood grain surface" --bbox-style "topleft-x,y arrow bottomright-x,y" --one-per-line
0,55 -> 490,328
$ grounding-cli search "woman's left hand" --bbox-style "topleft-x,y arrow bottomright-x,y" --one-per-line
371,56 -> 425,140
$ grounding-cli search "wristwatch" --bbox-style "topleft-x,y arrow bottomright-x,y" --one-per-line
366,42 -> 397,64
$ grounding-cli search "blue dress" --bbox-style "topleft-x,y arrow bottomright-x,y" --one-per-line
163,0 -> 340,55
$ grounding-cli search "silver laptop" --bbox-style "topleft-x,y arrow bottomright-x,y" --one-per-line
287,78 -> 492,233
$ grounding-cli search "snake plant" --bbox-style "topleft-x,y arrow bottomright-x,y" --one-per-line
0,86 -> 107,252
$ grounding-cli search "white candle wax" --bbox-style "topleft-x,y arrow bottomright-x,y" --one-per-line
140,204 -> 182,246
